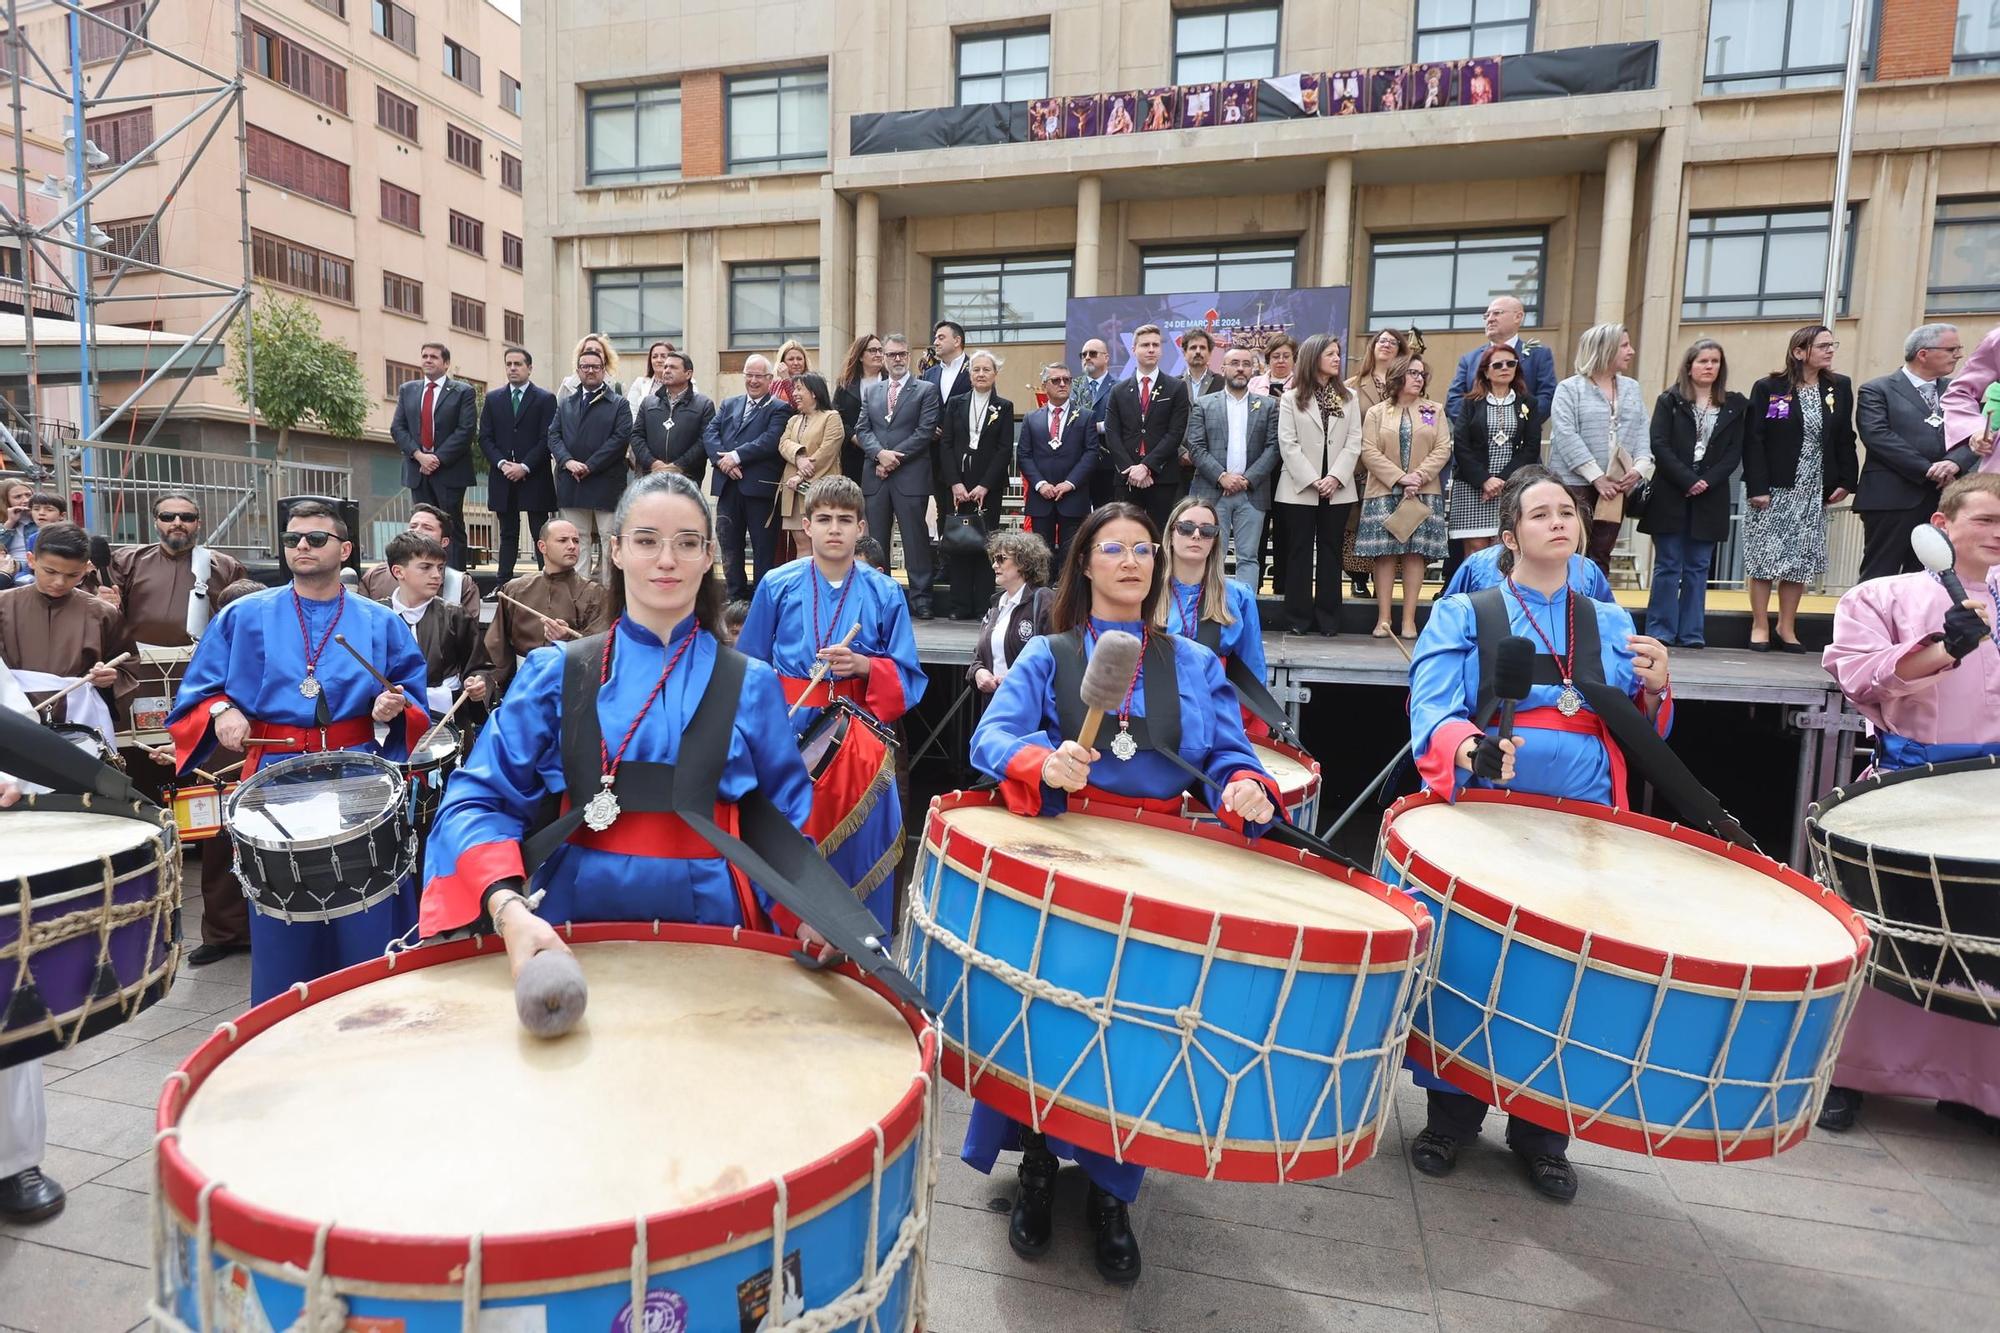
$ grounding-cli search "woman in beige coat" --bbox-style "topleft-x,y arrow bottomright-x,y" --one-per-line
1357,355 -> 1451,638
776,372 -> 845,557
1341,328 -> 1413,596
1275,333 -> 1362,636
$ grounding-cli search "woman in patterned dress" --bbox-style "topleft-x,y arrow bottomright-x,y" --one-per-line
1449,343 -> 1544,554
1345,329 -> 1411,595
1357,355 -> 1451,638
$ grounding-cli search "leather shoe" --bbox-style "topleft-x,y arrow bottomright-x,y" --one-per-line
1084,1184 -> 1141,1285
1817,1085 -> 1862,1132
186,942 -> 247,967
1775,636 -> 1808,654
911,599 -> 934,620
1409,1128 -> 1460,1177
1008,1142 -> 1057,1259
1510,1144 -> 1578,1202
0,1167 -> 65,1223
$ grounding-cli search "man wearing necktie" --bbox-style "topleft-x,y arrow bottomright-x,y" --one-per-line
1104,324 -> 1191,527
479,345 -> 559,581
390,342 -> 477,570
1019,362 -> 1094,570
1856,324 -> 1979,581
1076,338 -> 1113,507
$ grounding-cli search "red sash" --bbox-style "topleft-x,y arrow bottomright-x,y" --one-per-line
561,801 -> 764,930
781,674 -> 864,711
243,715 -> 377,777
1511,705 -> 1628,809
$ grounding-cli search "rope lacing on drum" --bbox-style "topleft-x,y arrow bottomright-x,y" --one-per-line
1838,839 -> 2000,1021
900,805 -> 1428,1181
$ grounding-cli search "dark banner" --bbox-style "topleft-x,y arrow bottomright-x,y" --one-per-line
848,102 -> 1022,155
1065,287 -> 1352,383
1499,42 -> 1659,102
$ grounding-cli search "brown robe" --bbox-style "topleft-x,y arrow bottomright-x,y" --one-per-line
109,543 -> 247,729
381,595 -> 488,691
0,583 -> 132,722
361,562 -> 480,617
484,569 -> 608,694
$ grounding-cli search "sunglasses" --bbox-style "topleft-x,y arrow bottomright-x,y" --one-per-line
1488,360 -> 1518,371
1093,541 -> 1157,559
157,511 -> 200,523
1046,376 -> 1072,385
1173,520 -> 1219,538
282,531 -> 339,549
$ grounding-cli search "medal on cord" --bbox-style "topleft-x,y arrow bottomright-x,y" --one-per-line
583,620 -> 698,832
293,589 -> 344,699
1505,577 -> 1584,717
1086,623 -> 1148,761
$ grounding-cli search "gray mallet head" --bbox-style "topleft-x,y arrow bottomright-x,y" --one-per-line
1079,629 -> 1143,713
514,948 -> 588,1038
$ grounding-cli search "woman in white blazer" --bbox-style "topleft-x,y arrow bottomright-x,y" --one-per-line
1276,333 -> 1362,635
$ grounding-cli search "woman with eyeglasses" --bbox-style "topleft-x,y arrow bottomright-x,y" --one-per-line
962,501 -> 1283,1287
969,529 -> 1054,695
419,471 -> 816,973
1358,354 -> 1451,639
1449,344 -> 1545,556
835,332 -> 886,483
1159,495 -> 1268,712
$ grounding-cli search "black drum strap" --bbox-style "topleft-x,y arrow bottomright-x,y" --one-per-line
1050,628 -> 1181,757
0,705 -> 146,806
1469,586 -> 1603,728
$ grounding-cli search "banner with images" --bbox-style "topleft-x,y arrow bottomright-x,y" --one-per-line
1065,287 -> 1352,382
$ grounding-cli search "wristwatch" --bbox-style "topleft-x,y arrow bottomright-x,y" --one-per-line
207,700 -> 237,719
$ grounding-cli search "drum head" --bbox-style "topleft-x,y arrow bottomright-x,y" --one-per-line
407,724 -> 460,772
1813,765 -> 2000,862
49,723 -> 111,760
173,941 -> 921,1236
1253,742 -> 1316,794
226,752 -> 404,853
9,808 -> 160,877
938,804 -> 1410,934
1392,802 -> 1856,967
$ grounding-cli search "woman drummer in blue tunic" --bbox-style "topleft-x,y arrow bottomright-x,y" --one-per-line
1405,465 -> 1674,1202
961,502 -> 1283,1285
1157,495 -> 1273,736
419,471 -> 815,974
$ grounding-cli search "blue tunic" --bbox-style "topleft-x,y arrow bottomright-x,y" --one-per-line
420,616 -> 813,935
1442,545 -> 1616,604
1162,577 -> 1269,683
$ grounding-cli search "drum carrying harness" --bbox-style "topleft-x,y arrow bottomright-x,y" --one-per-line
1190,616 -> 1300,745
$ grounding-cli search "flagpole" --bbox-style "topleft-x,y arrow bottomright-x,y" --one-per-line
1822,0 -> 1870,325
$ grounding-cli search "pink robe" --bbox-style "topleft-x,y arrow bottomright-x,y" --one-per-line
1940,322 -> 2000,475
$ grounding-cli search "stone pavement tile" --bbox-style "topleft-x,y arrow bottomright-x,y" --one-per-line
1851,1095 -> 1987,1143
176,948 -> 252,989
933,1153 -> 1017,1213
131,1017 -> 236,1068
0,1236 -> 151,1333
1719,1254 -> 1998,1333
0,1182 -> 154,1267
1416,1175 -> 1719,1276
107,1002 -> 207,1044
90,1153 -> 155,1196
1871,1127 -> 2000,1184
922,1258 -> 1126,1333
38,1064 -> 66,1090
1657,1159 -> 1969,1241
1434,1288 -> 1707,1332
1123,1264 -> 1434,1333
928,1198 -> 1110,1294
34,1144 -> 124,1193
1297,1142 -> 1417,1203
39,1033 -> 144,1073
1143,1171 -> 1421,1250
1724,1135 -> 1927,1193
1911,1170 -> 2000,1228
1685,1200 -> 2000,1297
41,1089 -> 159,1161
44,1050 -> 185,1110
1141,1209 -> 1433,1313
1421,1231 -> 1757,1333
151,973 -> 248,1016
1405,1135 -> 1689,1220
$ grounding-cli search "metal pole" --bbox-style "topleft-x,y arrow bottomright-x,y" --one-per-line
7,0 -> 41,472
66,2 -> 97,533
1821,0 -> 1869,325
231,0 -> 257,453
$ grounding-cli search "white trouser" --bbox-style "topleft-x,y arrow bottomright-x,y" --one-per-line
0,1060 -> 46,1177
560,507 -> 615,579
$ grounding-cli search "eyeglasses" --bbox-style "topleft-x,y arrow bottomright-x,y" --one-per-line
1488,360 -> 1518,371
281,531 -> 338,549
1046,375 -> 1072,385
1092,541 -> 1157,559
620,530 -> 710,561
1812,341 -> 1840,352
157,511 -> 199,524
1172,520 -> 1219,539
884,350 -> 910,360
865,345 -> 882,353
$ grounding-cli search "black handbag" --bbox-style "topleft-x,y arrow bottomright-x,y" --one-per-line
939,506 -> 988,557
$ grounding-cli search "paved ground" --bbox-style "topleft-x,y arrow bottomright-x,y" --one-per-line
7,867 -> 1996,1333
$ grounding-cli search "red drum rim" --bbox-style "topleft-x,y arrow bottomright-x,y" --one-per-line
155,923 -> 937,1288
924,788 -> 1431,968
1252,736 -> 1322,801
1382,788 -> 1871,992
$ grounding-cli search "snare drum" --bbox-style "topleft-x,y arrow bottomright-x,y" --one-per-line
799,698 -> 897,856
49,721 -> 126,772
401,724 -> 461,836
1,797 -> 180,1070
154,925 -> 935,1332
1379,789 -> 1871,1161
225,751 -> 413,922
902,789 -> 1431,1181
169,782 -> 233,842
1807,757 -> 2000,1024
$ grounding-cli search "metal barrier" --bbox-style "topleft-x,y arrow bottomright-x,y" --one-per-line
54,440 -> 350,561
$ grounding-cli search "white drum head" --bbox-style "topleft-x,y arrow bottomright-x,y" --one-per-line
1815,767 -> 2000,862
1393,803 -> 1856,967
10,809 -> 159,877
175,942 -> 920,1236
938,804 -> 1410,934
1253,743 -> 1315,794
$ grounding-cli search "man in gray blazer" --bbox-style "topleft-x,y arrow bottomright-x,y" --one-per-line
389,341 -> 479,570
1183,344 -> 1280,589
1855,323 -> 1975,581
857,333 -> 943,616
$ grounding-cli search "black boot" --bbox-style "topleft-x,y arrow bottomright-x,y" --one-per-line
1085,1184 -> 1141,1285
1818,1085 -> 1862,1132
1008,1138 -> 1057,1259
0,1167 -> 65,1224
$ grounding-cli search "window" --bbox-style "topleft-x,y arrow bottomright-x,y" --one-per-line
384,358 -> 422,399
504,309 -> 524,345
242,21 -> 348,114
251,230 -> 353,302
1704,0 -> 1867,92
1173,5 -> 1279,83
957,28 -> 1050,105
1142,244 -> 1296,294
84,107 -> 152,167
246,125 -> 350,209
445,122 -> 482,173
382,270 -> 423,317
727,69 -> 827,174
1367,230 -> 1545,329
500,72 -> 522,116
379,180 -> 420,231
592,268 -> 685,353
1958,0 -> 2000,73
501,232 -> 523,271
450,293 -> 486,337
91,217 -> 160,276
1415,0 -> 1533,61
0,244 -> 20,282
500,151 -> 522,193
586,84 -> 682,184
1927,197 -> 2000,312
78,1 -> 147,65
371,0 -> 416,55
376,86 -> 418,141
447,210 -> 483,255
933,255 -> 1071,341
730,262 -> 819,344
1682,206 -> 1855,319
443,37 -> 480,92
305,0 -> 344,17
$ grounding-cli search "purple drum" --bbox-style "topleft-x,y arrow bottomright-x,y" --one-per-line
1,796 -> 182,1070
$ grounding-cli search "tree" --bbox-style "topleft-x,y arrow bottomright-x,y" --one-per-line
226,288 -> 369,458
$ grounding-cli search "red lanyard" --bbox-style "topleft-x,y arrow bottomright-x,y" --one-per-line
809,566 -> 857,654
597,619 -> 698,784
292,591 -> 344,678
1504,577 -> 1576,688
1084,622 -> 1147,725
1175,581 -> 1201,637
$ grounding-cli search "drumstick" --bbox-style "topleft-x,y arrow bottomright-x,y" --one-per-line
498,590 -> 575,638
243,736 -> 302,750
1383,628 -> 1414,665
331,634 -> 399,692
35,652 -> 133,713
787,622 -> 861,718
415,686 -> 476,752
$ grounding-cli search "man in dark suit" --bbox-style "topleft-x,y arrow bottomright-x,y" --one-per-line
547,346 -> 633,579
1074,337 -> 1114,508
702,353 -> 793,600
389,341 -> 478,570
479,345 -> 558,582
631,349 -> 713,490
920,319 -> 969,409
1444,296 -> 1557,424
1180,328 -> 1225,396
1856,324 -> 1976,581
1104,323 -> 1191,527
1018,361 -> 1095,570
857,333 -> 943,616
